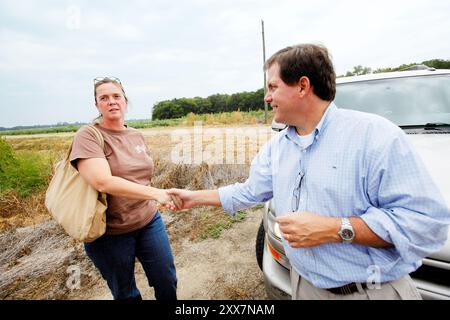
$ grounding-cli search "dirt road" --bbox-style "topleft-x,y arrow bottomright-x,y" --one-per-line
78,208 -> 267,300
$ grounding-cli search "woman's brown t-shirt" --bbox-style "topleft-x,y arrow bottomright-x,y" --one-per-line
70,124 -> 157,235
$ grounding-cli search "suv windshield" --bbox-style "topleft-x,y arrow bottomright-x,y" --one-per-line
334,74 -> 450,127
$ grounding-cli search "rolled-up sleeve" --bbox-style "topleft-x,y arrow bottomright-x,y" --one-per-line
361,131 -> 450,268
218,141 -> 274,216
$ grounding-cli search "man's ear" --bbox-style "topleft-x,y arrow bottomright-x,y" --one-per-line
298,76 -> 311,95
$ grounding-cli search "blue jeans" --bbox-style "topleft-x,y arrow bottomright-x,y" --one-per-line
84,212 -> 177,300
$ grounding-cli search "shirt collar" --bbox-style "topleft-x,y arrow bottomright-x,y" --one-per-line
283,102 -> 338,141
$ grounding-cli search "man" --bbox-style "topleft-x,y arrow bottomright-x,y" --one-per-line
168,44 -> 450,299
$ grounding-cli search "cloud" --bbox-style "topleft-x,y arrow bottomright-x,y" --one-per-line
1,0 -> 450,127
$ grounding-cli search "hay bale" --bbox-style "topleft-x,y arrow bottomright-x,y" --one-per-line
0,220 -> 97,299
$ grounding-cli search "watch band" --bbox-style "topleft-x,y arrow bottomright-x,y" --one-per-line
342,218 -> 352,228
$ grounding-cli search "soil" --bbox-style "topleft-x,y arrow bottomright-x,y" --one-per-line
0,208 -> 267,300
75,208 -> 267,300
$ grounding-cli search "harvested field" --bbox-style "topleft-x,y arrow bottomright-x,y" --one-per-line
1,126 -> 271,300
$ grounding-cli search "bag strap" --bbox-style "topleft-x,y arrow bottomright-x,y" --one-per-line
85,125 -> 105,149
65,125 -> 105,161
85,125 -> 107,202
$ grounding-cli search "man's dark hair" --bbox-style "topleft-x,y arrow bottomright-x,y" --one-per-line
264,44 -> 336,101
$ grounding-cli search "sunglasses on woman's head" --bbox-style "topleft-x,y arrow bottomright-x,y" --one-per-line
93,76 -> 122,85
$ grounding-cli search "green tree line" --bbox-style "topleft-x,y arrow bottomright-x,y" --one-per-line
152,88 -> 266,120
154,59 -> 449,120
340,59 -> 450,77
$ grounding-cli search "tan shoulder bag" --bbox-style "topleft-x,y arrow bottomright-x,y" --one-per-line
45,125 -> 107,242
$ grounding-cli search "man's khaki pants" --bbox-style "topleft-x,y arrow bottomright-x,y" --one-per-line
290,268 -> 422,300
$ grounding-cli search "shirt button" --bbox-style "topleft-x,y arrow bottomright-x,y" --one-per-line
302,149 -> 306,153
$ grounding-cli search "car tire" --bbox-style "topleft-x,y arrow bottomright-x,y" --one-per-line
255,220 -> 265,271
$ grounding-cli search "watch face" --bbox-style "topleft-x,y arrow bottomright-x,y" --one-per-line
341,229 -> 354,240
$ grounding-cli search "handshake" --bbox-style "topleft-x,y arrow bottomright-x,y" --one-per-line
154,188 -> 200,212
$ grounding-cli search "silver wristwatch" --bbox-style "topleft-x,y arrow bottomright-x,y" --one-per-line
338,218 -> 355,243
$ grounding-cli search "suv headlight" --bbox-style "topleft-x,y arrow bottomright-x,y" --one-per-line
267,205 -> 282,239
273,221 -> 282,239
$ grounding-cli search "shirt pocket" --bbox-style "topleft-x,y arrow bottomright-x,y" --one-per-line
309,153 -> 359,216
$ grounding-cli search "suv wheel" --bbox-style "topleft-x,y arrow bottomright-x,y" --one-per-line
255,221 -> 265,271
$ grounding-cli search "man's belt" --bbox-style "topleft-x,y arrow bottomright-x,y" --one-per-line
325,282 -> 368,295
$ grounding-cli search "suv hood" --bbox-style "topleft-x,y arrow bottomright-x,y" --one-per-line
408,134 -> 450,262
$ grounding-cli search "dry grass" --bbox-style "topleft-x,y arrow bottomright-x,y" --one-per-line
210,271 -> 266,299
0,191 -> 50,232
0,128 -> 265,300
179,111 -> 273,127
0,155 -> 253,299
8,136 -> 72,157
150,158 -> 250,252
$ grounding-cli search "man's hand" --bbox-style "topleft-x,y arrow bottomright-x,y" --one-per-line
276,212 -> 340,248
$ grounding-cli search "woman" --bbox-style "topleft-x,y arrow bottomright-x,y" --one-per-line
69,77 -> 179,300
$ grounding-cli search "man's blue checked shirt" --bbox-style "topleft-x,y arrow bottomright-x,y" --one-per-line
218,103 -> 450,288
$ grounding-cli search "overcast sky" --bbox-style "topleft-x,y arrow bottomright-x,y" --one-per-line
1,0 -> 449,128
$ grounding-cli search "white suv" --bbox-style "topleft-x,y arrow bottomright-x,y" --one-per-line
256,68 -> 450,300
